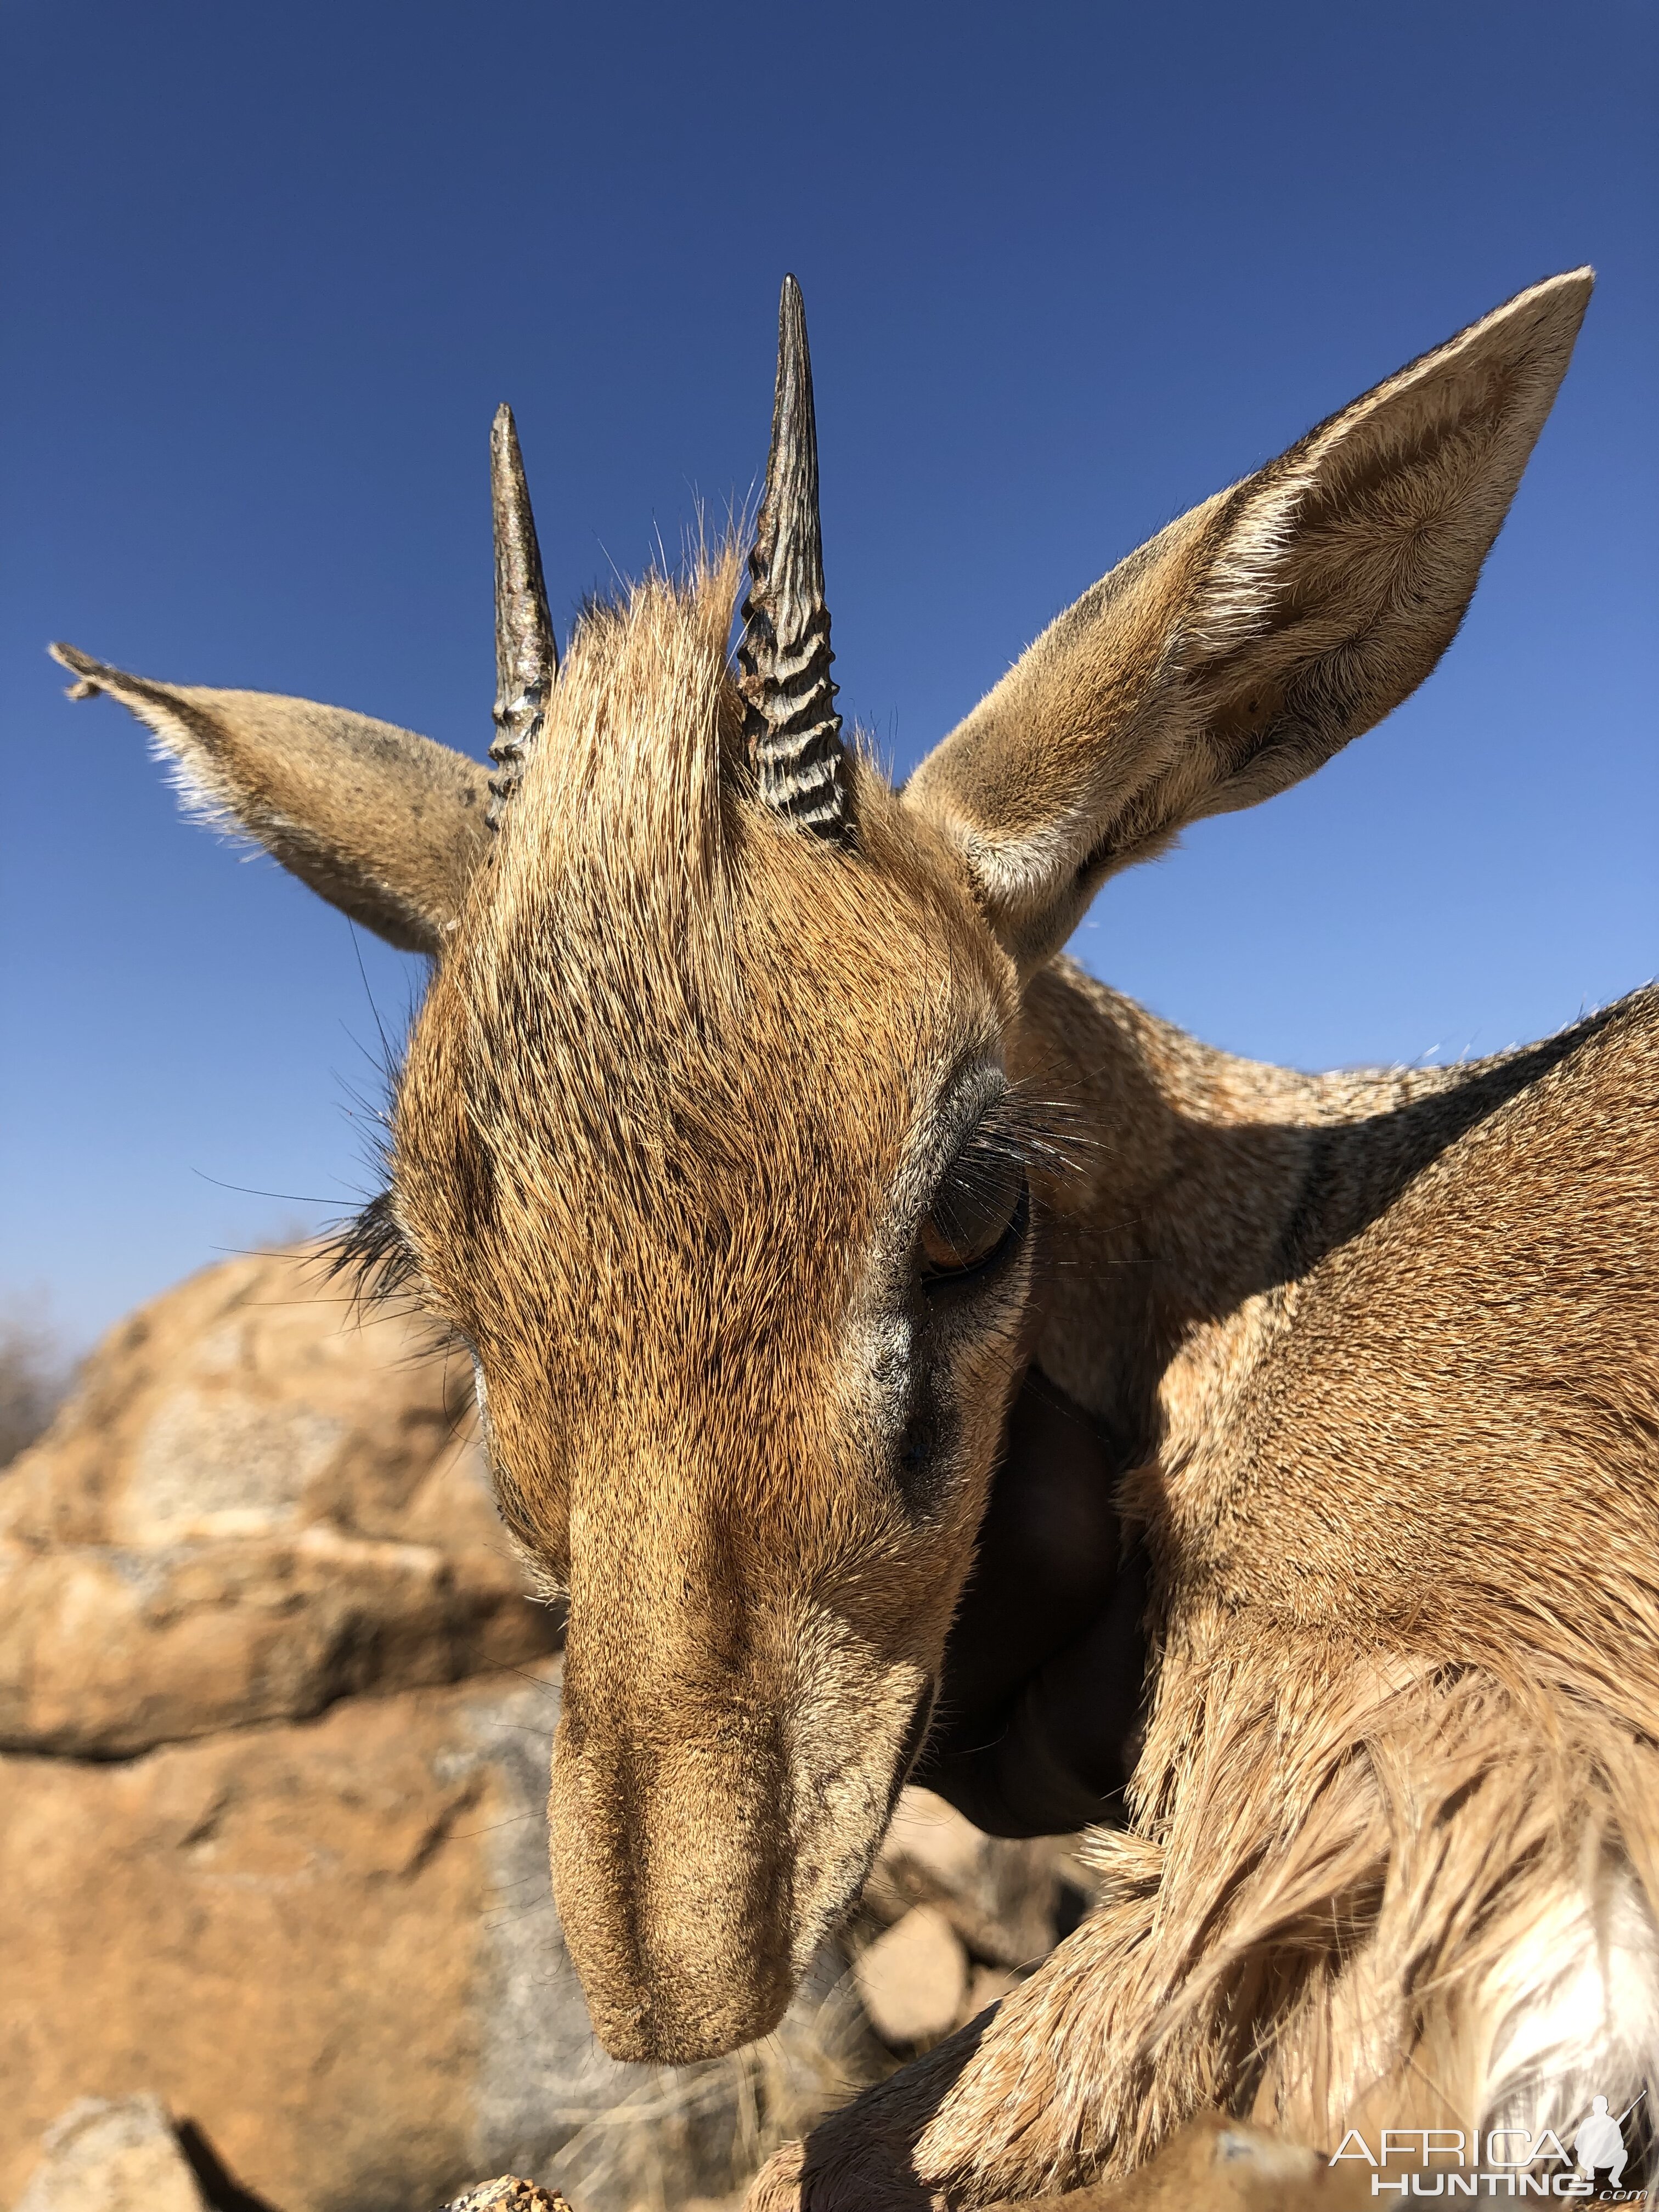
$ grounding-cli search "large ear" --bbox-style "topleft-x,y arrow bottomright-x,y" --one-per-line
52,646 -> 492,955
905,270 -> 1593,969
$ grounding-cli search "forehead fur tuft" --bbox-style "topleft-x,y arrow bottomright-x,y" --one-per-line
493,541 -> 745,918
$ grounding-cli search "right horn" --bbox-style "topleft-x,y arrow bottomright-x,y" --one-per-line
737,276 -> 854,844
488,402 -> 558,831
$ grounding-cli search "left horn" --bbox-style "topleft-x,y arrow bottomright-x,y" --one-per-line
737,276 -> 854,843
488,402 -> 557,831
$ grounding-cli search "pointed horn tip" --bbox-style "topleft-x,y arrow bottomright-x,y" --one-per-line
491,404 -> 523,465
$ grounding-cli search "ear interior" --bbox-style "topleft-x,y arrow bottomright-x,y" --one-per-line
1179,267 -> 1593,822
904,269 -> 1593,969
54,645 -> 493,955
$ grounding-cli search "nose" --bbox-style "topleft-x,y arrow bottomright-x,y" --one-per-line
549,1705 -> 796,2062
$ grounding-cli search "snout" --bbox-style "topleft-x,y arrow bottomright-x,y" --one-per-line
550,1703 -> 799,2061
550,1647 -> 935,2062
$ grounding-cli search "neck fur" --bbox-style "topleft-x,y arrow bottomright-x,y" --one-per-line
1021,957 -> 1610,1474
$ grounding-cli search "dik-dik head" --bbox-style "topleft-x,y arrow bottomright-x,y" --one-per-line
57,268 -> 1589,2061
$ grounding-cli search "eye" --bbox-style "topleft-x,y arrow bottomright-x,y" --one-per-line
918,1146 -> 1029,1286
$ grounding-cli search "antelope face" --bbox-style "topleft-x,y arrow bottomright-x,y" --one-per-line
382,289 -> 1076,2060
390,565 -> 1043,2059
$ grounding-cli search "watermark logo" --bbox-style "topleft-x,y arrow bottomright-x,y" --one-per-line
1329,2094 -> 1646,2199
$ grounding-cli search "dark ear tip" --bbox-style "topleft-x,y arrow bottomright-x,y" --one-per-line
50,640 -> 105,699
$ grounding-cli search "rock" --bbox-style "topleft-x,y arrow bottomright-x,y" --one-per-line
853,1905 -> 970,2050
863,1787 -> 1070,1970
15,2095 -> 207,2212
441,2181 -> 575,2212
2,1666 -> 562,2210
0,1247 -> 560,1756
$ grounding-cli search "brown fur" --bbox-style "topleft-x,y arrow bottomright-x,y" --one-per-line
750,978 -> 1657,2204
46,648 -> 490,952
58,268 -> 1655,2194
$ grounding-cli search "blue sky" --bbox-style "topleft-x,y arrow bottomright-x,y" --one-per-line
2,0 -> 1654,1348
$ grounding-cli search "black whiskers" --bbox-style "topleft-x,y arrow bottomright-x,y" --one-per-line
325,1187 -> 420,1316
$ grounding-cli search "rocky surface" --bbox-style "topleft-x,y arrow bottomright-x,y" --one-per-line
0,1248 -> 1085,2212
0,1249 -> 558,1758
865,1788 -> 1076,1970
14,2098 -> 208,2212
441,2183 -> 575,2212
849,1787 -> 1090,2055
853,1905 -> 970,2049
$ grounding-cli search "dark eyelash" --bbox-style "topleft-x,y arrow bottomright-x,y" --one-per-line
932,1143 -> 1023,1238
951,1086 -> 1089,1189
325,1188 -> 420,1313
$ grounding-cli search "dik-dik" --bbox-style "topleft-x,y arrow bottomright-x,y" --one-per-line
55,266 -> 1657,2204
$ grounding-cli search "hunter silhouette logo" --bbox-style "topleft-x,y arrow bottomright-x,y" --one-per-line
1574,2097 -> 1633,2191
1330,2092 -> 1647,2198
